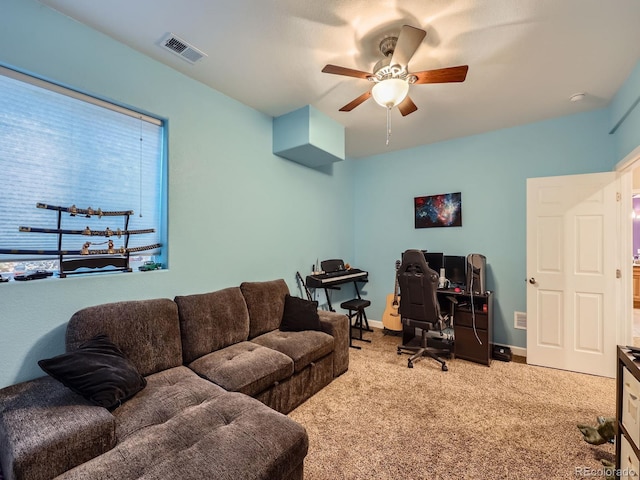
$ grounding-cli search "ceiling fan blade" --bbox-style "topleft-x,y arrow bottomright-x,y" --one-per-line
322,64 -> 371,80
413,65 -> 469,84
390,25 -> 427,68
339,90 -> 372,112
398,96 -> 418,117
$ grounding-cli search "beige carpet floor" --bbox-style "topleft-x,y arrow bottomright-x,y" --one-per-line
289,328 -> 616,480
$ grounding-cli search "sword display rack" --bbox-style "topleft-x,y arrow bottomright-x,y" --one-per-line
1,203 -> 161,278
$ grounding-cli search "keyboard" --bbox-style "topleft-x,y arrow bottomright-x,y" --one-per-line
324,269 -> 352,278
306,269 -> 368,288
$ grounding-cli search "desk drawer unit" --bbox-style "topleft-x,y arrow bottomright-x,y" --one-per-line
616,348 -> 640,475
454,309 -> 491,365
455,310 -> 488,330
624,366 -> 640,448
620,435 -> 640,479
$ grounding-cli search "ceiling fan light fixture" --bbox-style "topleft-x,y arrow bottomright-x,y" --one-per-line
372,78 -> 409,108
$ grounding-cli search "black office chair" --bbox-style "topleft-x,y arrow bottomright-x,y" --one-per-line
396,249 -> 451,371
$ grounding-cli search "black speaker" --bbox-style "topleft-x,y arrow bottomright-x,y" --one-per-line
466,254 -> 486,294
320,259 -> 345,273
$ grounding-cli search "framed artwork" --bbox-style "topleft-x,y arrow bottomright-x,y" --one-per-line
414,192 -> 462,228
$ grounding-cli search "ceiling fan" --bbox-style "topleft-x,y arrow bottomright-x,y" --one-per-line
322,25 -> 469,117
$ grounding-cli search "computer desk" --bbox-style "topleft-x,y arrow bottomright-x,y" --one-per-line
400,288 -> 493,366
438,289 -> 493,365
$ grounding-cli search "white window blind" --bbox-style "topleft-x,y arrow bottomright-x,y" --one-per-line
0,67 -> 165,263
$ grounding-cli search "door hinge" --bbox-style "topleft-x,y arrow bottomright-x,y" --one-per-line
617,192 -> 621,201
616,269 -> 622,279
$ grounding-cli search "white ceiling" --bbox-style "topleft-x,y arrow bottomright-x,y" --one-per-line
38,0 -> 640,159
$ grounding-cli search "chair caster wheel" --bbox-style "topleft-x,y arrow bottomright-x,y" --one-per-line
442,364 -> 448,371
408,362 -> 414,368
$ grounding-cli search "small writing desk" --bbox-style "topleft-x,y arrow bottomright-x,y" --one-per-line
401,289 -> 494,366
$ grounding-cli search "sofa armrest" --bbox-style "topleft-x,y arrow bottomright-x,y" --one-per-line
0,376 -> 115,480
318,310 -> 349,376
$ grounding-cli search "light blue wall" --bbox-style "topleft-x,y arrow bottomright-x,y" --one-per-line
353,110 -> 615,348
0,0 -> 356,388
610,62 -> 640,162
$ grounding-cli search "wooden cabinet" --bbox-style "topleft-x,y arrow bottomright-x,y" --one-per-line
452,292 -> 493,365
616,346 -> 640,478
634,266 -> 640,308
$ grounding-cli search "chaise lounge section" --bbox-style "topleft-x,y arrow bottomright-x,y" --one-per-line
0,279 -> 349,480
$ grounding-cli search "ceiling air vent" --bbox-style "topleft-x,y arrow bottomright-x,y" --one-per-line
159,33 -> 207,64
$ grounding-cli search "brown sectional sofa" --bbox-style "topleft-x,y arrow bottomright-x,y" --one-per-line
0,279 -> 350,480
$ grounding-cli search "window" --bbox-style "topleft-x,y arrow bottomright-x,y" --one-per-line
0,66 -> 166,279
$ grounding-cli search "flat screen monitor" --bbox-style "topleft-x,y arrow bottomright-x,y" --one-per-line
422,251 -> 444,274
444,255 -> 466,287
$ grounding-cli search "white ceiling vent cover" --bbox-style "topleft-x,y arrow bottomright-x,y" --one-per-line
159,33 -> 207,64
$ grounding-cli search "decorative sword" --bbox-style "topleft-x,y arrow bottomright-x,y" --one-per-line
0,243 -> 162,256
19,226 -> 155,237
36,202 -> 134,218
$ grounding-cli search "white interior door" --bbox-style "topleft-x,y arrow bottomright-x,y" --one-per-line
526,172 -> 619,377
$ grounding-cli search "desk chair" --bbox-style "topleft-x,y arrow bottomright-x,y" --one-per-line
396,249 -> 451,371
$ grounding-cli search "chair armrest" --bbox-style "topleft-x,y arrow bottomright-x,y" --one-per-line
318,310 -> 349,376
0,376 -> 116,480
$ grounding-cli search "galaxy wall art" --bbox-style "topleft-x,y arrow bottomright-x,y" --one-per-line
414,192 -> 462,229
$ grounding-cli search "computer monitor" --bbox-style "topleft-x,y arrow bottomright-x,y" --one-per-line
422,251 -> 444,274
444,255 -> 466,287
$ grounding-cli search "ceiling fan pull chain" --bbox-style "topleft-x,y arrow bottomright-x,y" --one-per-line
386,105 -> 391,146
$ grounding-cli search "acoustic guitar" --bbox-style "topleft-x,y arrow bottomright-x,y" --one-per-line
381,260 -> 402,331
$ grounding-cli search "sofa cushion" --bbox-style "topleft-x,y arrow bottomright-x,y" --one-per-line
240,279 -> 290,339
112,366 -> 227,441
188,341 -> 294,396
38,334 -> 146,410
54,391 -> 308,480
251,330 -> 334,373
280,294 -> 322,332
0,376 -> 115,480
256,354 -> 334,415
66,298 -> 183,377
175,287 -> 250,364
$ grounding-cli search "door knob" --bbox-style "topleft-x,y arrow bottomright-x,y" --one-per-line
528,277 -> 536,285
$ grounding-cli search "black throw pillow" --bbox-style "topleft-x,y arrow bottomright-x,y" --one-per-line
38,334 -> 146,410
280,294 -> 322,332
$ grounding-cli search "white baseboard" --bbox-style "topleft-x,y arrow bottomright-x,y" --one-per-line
367,318 -> 527,358
368,319 -> 384,329
506,345 -> 526,358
